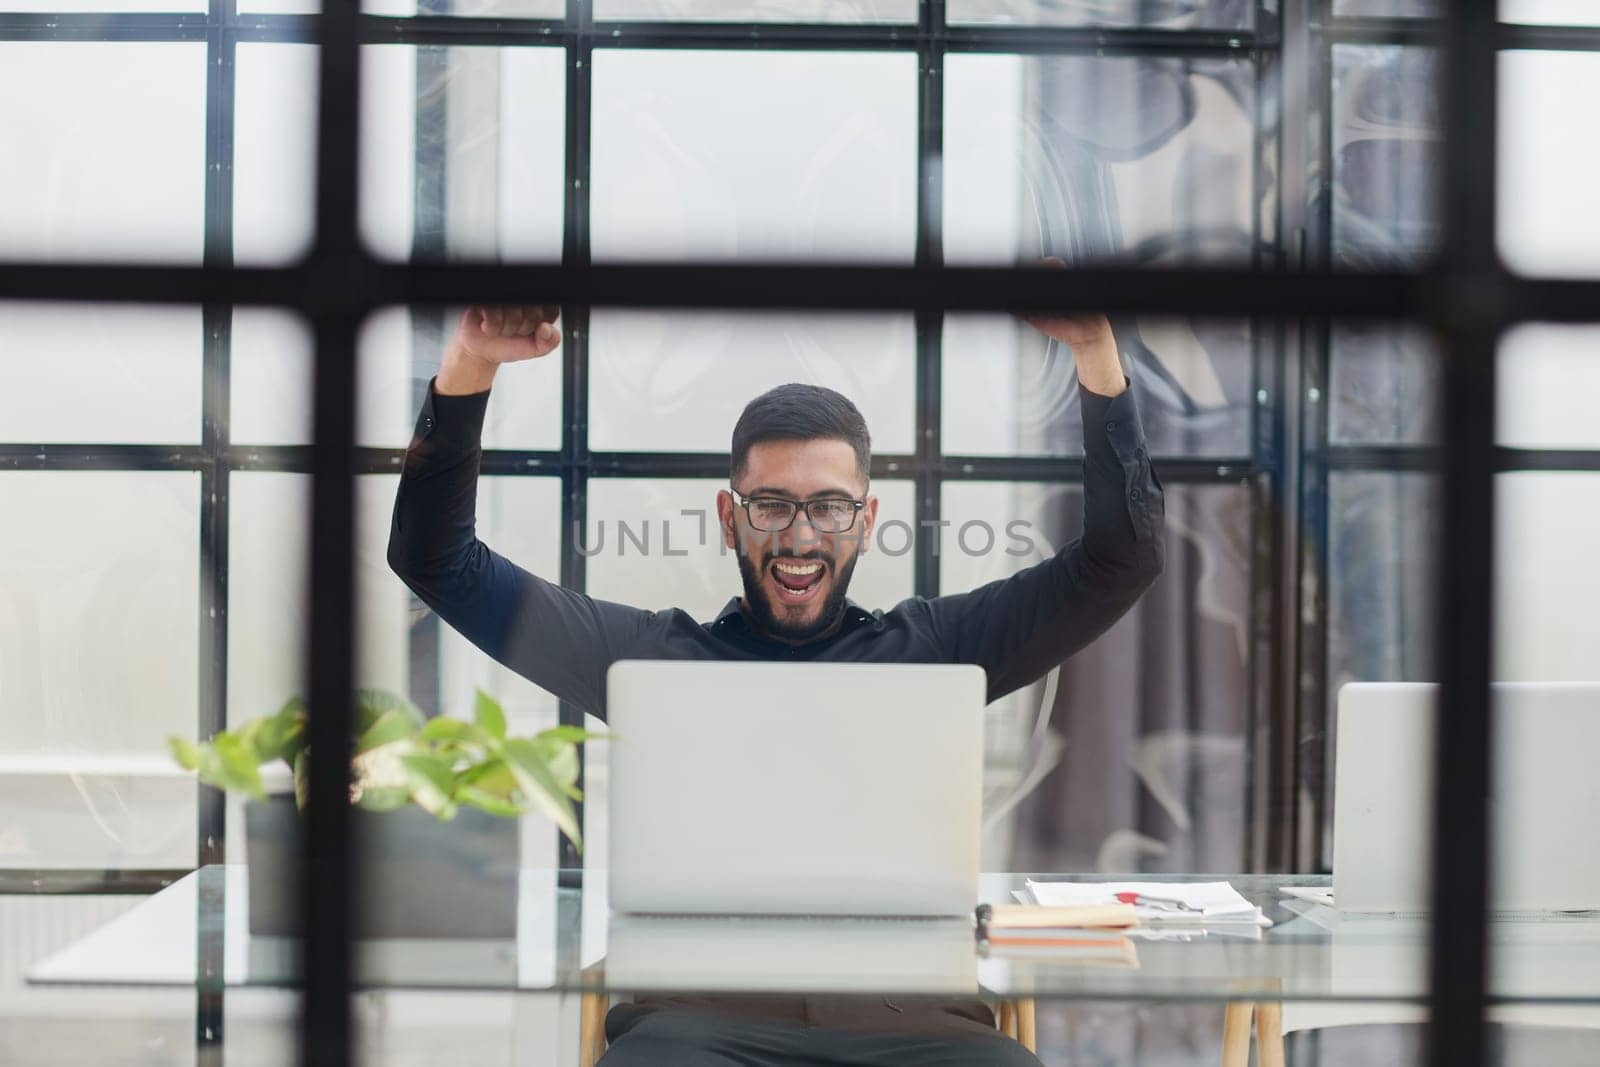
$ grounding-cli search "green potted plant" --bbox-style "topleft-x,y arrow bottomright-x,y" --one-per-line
169,689 -> 596,939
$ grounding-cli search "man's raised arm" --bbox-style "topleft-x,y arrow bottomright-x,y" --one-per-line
387,306 -> 653,718
921,299 -> 1165,704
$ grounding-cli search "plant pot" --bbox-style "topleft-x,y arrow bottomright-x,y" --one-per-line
244,794 -> 521,939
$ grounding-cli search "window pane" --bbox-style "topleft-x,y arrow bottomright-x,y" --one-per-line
1326,470 -> 1439,865
226,473 -> 562,862
0,303 -> 201,445
944,54 -> 1261,268
584,479 -> 915,622
591,50 -> 916,263
947,0 -> 1250,29
588,311 -> 914,454
1329,46 -> 1441,446
0,472 -> 199,868
942,314 -> 1253,457
942,481 -> 1252,873
1496,473 -> 1600,681
235,44 -> 319,267
1329,324 -> 1441,446
1333,0 -> 1433,14
1499,51 -> 1600,277
240,0 -> 562,18
1502,0 -> 1600,24
362,45 -> 568,263
1332,45 -> 1440,267
1498,325 -> 1600,449
0,43 -> 205,263
231,306 -> 562,451
595,0 -> 914,21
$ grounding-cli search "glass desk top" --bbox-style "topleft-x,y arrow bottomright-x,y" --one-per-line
25,866 -> 1600,1005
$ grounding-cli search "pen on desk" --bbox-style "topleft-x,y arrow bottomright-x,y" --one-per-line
1113,892 -> 1202,913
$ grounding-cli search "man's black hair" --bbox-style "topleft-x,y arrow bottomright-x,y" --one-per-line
730,383 -> 872,485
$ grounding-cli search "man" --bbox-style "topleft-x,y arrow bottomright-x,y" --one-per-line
388,298 -> 1164,1065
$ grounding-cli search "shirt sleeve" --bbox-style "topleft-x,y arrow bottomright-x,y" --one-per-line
918,381 -> 1165,704
386,381 -> 655,720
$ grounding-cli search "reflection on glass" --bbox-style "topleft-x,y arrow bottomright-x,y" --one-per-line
591,50 -> 916,263
942,314 -> 1251,457
1331,45 -> 1440,267
595,0 -> 915,20
1325,471 -> 1439,862
0,42 -> 205,263
225,473 -> 563,863
1329,323 -> 1440,445
941,482 -> 1250,874
588,311 -> 914,454
0,303 -> 202,444
584,478 -> 915,622
0,472 -> 199,868
944,54 -> 1261,268
237,44 -> 566,264
947,0 -> 1251,29
1499,50 -> 1600,277
1333,0 -> 1433,15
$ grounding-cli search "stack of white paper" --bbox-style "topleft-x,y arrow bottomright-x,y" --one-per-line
1022,880 -> 1271,927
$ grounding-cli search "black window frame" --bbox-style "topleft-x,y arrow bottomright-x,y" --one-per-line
4,2 -> 1599,1066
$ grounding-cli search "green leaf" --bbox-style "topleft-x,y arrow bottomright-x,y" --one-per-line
458,758 -> 518,798
418,716 -> 489,747
400,753 -> 459,821
353,689 -> 425,736
531,736 -> 581,795
534,724 -> 594,745
356,708 -> 416,755
293,750 -> 310,811
473,690 -> 507,741
356,785 -> 412,813
272,698 -> 310,766
455,784 -> 525,819
211,733 -> 265,800
503,739 -> 581,848
167,736 -> 201,771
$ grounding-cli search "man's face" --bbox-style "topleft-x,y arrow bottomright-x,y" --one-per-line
717,438 -> 878,645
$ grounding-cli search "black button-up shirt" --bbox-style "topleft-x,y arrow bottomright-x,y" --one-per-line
389,381 -> 1165,720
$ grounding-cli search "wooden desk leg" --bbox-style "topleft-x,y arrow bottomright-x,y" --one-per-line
1255,1000 -> 1285,1067
1221,1001 -> 1254,1067
1017,998 -> 1036,1053
997,1001 -> 1018,1040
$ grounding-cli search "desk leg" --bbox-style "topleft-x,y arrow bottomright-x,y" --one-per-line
1255,1001 -> 1285,1067
1221,1001 -> 1254,1067
1016,999 -> 1036,1053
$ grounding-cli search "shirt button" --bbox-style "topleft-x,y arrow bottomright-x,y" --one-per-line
422,417 -> 434,431
1107,420 -> 1118,432
1131,489 -> 1142,501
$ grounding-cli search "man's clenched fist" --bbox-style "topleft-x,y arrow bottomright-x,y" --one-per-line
437,304 -> 561,395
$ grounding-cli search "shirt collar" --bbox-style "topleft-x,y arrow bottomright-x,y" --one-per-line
712,597 -> 877,640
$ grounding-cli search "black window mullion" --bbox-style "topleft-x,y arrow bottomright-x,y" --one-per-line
1428,4 -> 1501,1067
912,0 -> 943,600
557,0 -> 593,876
196,14 -> 235,1066
301,0 -> 364,1061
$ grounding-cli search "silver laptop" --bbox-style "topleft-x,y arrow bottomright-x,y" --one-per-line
606,660 -> 986,918
1334,682 -> 1600,914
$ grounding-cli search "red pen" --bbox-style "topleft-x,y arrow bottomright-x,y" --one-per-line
1114,892 -> 1202,913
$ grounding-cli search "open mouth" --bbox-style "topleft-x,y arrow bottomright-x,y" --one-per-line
769,558 -> 826,605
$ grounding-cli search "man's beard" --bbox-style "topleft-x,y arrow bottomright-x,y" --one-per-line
735,543 -> 860,645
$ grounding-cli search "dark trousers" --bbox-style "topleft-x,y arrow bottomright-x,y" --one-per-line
598,1008 -> 1045,1067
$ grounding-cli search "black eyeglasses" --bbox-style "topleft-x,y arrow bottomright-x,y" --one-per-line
730,489 -> 866,534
